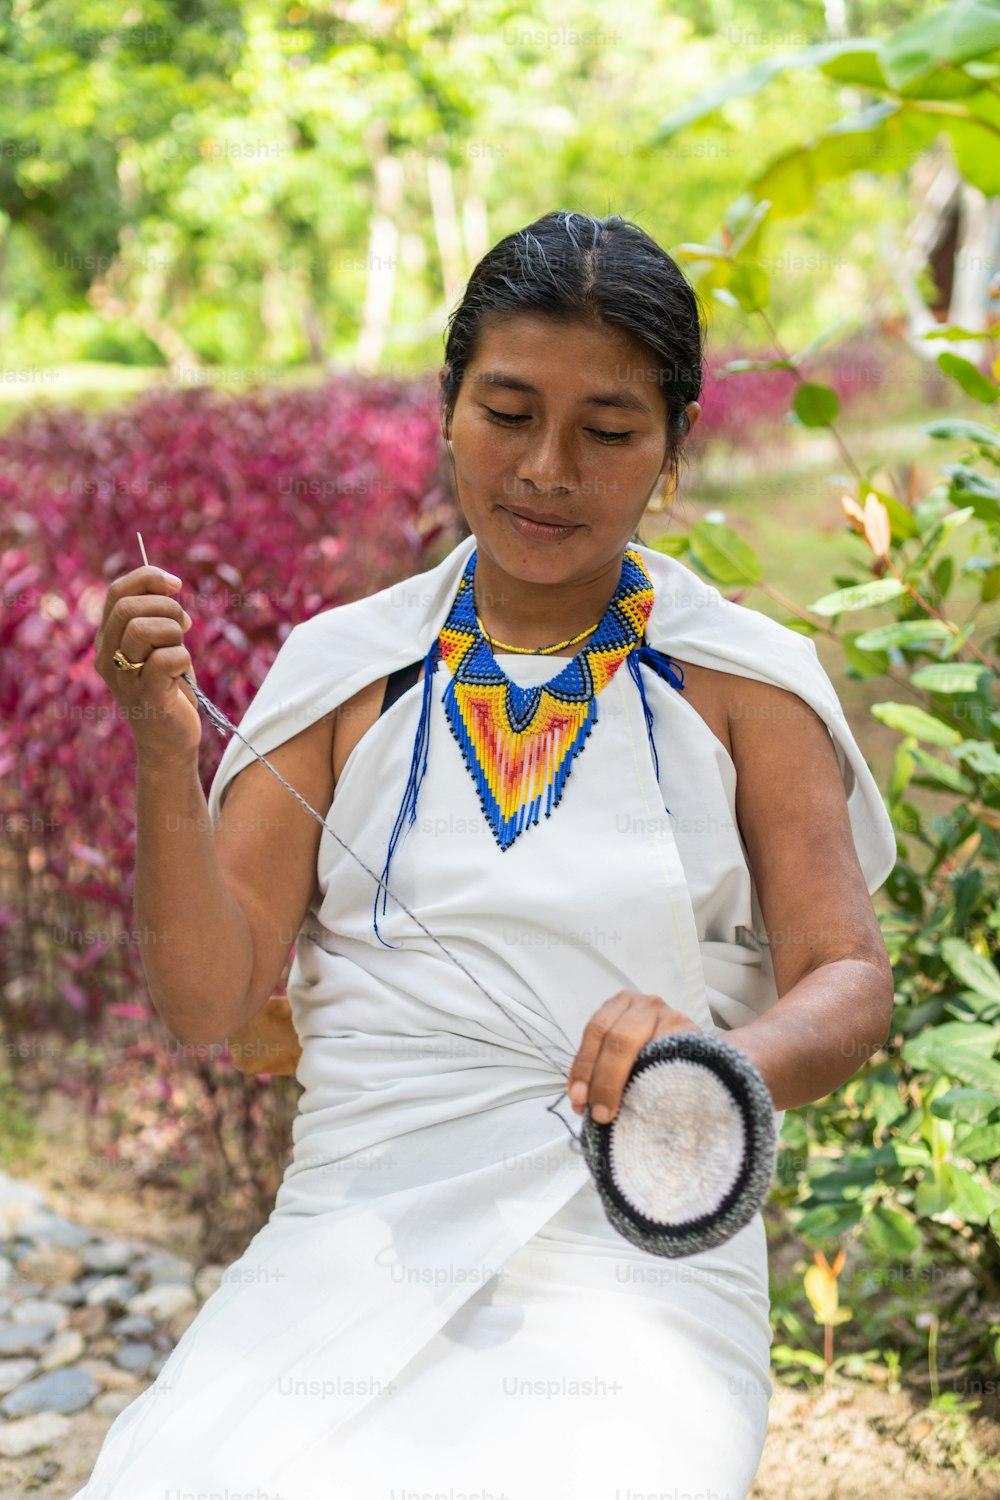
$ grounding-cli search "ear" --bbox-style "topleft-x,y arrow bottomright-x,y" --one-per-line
685,400 -> 701,432
438,365 -> 452,442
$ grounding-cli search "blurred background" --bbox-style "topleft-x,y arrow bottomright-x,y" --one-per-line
1,1 -> 999,1493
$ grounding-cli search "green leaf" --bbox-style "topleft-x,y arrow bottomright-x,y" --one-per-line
651,39 -> 884,142
866,1204 -> 921,1256
881,0 -> 1000,92
936,351 -> 999,404
919,419 -> 1000,448
908,746 -> 976,794
930,1087 -> 1000,1123
921,330 -> 996,346
909,661 -> 989,693
941,937 -> 1000,1001
648,534 -> 690,558
942,113 -> 1000,198
721,358 -> 797,375
686,519 -> 762,586
809,578 -> 905,615
853,620 -> 952,650
870,702 -> 961,745
841,632 -> 889,676
727,263 -> 769,313
901,1021 -> 1000,1091
793,382 -> 840,427
945,1164 -> 1000,1224
954,740 -> 1000,776
904,505 -> 976,578
955,1121 -> 1000,1162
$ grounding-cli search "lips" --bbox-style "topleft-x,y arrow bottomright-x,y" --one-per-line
504,507 -> 579,527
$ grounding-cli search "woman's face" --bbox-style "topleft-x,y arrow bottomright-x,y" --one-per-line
440,314 -> 699,585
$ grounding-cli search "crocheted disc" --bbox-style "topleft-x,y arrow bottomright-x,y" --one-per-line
578,1031 -> 778,1258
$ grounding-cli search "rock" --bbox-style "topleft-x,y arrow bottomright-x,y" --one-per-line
1,1364 -> 100,1417
0,1323 -> 53,1357
148,1351 -> 171,1378
52,1272 -> 107,1305
0,1357 -> 38,1395
114,1341 -> 156,1376
67,1303 -> 108,1337
132,1251 -> 195,1287
81,1240 -> 142,1275
38,1329 -> 85,1371
78,1358 -> 142,1392
85,1275 -> 138,1309
0,1259 -> 11,1290
126,1284 -> 196,1322
0,1177 -> 47,1242
0,1409 -> 71,1458
14,1245 -> 84,1287
13,1210 -> 93,1249
9,1298 -> 68,1332
109,1314 -> 155,1339
194,1263 -> 226,1300
94,1388 -> 138,1419
167,1305 -> 200,1342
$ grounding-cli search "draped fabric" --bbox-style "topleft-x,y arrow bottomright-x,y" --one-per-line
72,534 -> 896,1499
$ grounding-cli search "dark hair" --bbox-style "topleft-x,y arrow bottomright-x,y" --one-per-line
441,210 -> 708,506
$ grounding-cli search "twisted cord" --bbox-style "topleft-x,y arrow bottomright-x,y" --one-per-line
181,671 -> 583,1154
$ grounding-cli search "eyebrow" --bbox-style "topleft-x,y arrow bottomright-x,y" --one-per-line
471,370 -> 653,415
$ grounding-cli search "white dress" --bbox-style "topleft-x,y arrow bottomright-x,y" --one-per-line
72,533 -> 896,1500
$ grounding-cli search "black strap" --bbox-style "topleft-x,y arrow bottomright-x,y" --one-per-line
379,660 -> 423,717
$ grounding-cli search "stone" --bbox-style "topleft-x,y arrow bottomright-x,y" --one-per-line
9,1298 -> 68,1332
81,1240 -> 142,1275
132,1250 -> 195,1287
113,1341 -> 156,1376
38,1328 -> 85,1371
14,1245 -> 84,1287
194,1263 -> 226,1300
0,1177 -> 47,1242
52,1273 -> 106,1305
85,1275 -> 138,1309
67,1303 -> 108,1337
167,1305 -> 200,1342
0,1357 -> 38,1395
0,1323 -> 52,1357
126,1284 -> 196,1322
0,1409 -> 71,1458
78,1358 -> 142,1392
1,1364 -> 100,1417
148,1351 -> 171,1378
108,1314 -> 155,1339
94,1388 -> 138,1419
13,1211 -> 93,1250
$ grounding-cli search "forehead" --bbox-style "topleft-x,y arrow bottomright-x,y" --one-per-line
464,314 -> 666,408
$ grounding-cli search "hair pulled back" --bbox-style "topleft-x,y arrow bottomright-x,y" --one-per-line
441,210 -> 707,493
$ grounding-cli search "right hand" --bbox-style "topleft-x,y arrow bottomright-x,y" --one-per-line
94,565 -> 201,763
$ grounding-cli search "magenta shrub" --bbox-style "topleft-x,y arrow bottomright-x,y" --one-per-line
1,378 -> 459,1032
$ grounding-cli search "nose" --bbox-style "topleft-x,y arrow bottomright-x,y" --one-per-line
510,422 -> 578,496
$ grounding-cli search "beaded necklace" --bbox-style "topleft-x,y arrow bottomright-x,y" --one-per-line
438,546 -> 657,852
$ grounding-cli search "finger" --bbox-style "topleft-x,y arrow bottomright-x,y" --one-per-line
115,615 -> 191,674
585,996 -> 664,1125
566,991 -> 638,1111
96,592 -> 191,671
96,566 -> 183,638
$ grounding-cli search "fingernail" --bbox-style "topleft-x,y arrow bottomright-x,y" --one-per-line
591,1104 -> 611,1124
162,571 -> 182,588
569,1081 -> 587,1103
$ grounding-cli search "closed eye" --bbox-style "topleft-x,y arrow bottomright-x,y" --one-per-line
481,407 -> 632,444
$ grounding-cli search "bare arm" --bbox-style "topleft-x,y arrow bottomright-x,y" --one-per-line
723,677 -> 895,1110
134,711 -> 335,1047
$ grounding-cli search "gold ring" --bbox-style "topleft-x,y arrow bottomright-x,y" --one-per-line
112,648 -> 146,672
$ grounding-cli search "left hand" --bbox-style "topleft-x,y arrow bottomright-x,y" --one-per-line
567,990 -> 704,1124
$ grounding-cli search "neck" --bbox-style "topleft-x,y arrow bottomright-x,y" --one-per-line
471,547 -> 628,653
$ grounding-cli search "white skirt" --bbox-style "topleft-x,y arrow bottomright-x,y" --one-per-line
275,1175 -> 773,1500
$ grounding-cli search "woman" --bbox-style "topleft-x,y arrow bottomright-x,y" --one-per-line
81,210 -> 896,1499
